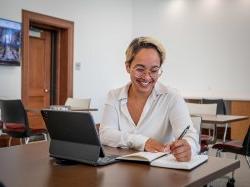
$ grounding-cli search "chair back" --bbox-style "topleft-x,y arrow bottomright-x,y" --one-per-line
65,98 -> 91,110
187,103 -> 217,142
0,119 -> 3,136
0,100 -> 28,125
0,100 -> 29,136
191,116 -> 202,143
243,126 -> 250,156
202,99 -> 227,114
186,103 -> 217,115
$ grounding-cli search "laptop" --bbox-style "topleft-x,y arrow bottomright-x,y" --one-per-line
41,109 -> 118,166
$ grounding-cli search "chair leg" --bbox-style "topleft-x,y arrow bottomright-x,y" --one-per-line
246,156 -> 250,168
234,154 -> 238,160
211,124 -> 218,144
8,137 -> 12,147
227,177 -> 235,187
25,137 -> 30,144
223,123 -> 228,143
216,149 -> 222,157
43,133 -> 48,141
216,149 -> 219,157
226,154 -> 238,187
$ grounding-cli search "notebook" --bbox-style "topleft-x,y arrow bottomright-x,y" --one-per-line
117,151 -> 208,170
41,109 -> 118,166
151,154 -> 208,170
116,152 -> 168,162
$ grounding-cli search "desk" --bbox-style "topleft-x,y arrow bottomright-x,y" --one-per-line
0,142 -> 240,187
200,114 -> 248,124
26,108 -> 99,112
193,114 -> 249,143
26,108 -> 98,129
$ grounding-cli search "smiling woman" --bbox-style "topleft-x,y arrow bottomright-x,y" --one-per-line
99,36 -> 200,162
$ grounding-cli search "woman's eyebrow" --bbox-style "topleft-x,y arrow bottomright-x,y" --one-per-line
134,64 -> 160,69
151,65 -> 160,69
133,64 -> 145,68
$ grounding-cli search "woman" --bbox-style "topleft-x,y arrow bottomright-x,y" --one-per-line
100,37 -> 199,161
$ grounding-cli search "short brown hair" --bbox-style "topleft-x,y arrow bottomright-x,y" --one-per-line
125,36 -> 166,66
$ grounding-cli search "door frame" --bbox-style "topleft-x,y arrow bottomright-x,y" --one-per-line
22,9 -> 74,106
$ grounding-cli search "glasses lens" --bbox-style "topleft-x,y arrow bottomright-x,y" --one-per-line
133,67 -> 162,79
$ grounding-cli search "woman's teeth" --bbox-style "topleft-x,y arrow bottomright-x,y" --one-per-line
139,81 -> 150,87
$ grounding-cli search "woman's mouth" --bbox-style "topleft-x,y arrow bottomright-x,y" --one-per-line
136,79 -> 152,87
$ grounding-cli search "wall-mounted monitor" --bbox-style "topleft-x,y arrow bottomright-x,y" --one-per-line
0,18 -> 21,66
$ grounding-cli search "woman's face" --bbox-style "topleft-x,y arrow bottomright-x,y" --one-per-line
126,48 -> 161,95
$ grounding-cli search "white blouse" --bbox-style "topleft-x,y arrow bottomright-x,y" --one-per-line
100,82 -> 200,155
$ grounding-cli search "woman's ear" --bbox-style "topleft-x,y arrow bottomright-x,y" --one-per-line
125,62 -> 130,73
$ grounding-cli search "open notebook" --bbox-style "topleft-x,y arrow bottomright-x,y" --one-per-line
116,152 -> 208,170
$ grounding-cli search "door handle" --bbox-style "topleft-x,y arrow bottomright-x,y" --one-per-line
44,89 -> 49,93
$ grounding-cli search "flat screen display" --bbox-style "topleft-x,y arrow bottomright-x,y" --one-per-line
0,18 -> 21,66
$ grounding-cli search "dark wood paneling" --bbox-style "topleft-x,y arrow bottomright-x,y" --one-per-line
230,101 -> 250,140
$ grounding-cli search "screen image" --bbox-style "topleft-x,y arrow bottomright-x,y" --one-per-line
0,18 -> 21,66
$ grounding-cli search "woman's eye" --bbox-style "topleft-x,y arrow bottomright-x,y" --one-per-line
151,69 -> 159,73
136,68 -> 145,72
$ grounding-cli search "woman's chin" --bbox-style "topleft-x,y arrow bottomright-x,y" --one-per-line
135,83 -> 153,93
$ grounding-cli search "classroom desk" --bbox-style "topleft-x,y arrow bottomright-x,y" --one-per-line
26,108 -> 99,112
197,114 -> 249,143
0,142 -> 240,187
199,114 -> 249,124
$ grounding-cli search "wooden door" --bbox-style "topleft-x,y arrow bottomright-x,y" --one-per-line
22,10 -> 74,129
26,30 -> 51,129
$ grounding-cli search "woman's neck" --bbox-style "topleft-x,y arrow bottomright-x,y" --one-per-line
128,84 -> 151,101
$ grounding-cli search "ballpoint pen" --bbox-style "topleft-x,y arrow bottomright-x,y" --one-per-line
169,125 -> 190,153
177,125 -> 190,140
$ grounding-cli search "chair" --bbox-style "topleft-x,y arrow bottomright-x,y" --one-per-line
0,113 -> 3,136
187,103 -> 217,144
213,126 -> 250,165
65,97 -> 91,110
191,115 -> 208,154
0,99 -> 48,146
202,98 -> 228,142
0,120 -> 7,137
212,126 -> 250,186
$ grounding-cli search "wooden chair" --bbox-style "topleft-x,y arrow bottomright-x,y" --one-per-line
202,98 -> 228,142
0,99 -> 48,146
187,103 -> 217,144
191,115 -> 208,154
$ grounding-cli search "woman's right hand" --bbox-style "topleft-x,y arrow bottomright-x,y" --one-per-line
144,138 -> 170,153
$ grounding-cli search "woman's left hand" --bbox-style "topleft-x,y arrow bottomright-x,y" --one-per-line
170,139 -> 191,162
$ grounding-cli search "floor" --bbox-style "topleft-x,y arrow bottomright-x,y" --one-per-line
208,148 -> 250,187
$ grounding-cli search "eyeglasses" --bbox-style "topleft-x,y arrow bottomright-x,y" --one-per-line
131,66 -> 163,79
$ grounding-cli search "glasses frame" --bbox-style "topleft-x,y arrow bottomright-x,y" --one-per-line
131,66 -> 163,79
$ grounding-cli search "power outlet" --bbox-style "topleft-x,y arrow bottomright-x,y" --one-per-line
75,62 -> 81,70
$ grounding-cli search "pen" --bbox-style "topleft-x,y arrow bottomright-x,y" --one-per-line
177,125 -> 190,140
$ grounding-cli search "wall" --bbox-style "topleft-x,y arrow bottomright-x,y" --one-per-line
0,0 -> 133,122
1,0 -> 250,122
133,0 -> 250,100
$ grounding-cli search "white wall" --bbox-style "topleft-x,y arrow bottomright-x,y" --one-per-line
133,0 -> 250,100
1,0 -> 250,122
0,0 -> 133,122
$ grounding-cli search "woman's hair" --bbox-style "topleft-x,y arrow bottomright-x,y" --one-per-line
125,36 -> 166,66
